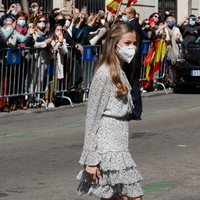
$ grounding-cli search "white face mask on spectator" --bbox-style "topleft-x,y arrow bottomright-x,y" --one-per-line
65,19 -> 71,27
17,19 -> 26,27
32,7 -> 38,13
121,15 -> 129,22
100,19 -> 106,26
37,22 -> 46,30
189,20 -> 196,26
55,32 -> 59,36
11,10 -> 18,16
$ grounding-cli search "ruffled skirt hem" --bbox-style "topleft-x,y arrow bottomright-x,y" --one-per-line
77,156 -> 144,198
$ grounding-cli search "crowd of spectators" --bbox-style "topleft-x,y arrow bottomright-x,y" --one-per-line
138,10 -> 200,91
0,2 -> 200,112
0,2 -> 112,112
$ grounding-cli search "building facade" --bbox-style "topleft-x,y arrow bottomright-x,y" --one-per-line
0,0 -> 200,23
54,0 -> 200,23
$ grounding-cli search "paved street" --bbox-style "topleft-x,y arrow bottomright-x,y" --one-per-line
0,91 -> 200,200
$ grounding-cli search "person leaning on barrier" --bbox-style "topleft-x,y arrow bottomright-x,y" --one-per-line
63,13 -> 83,54
31,15 -> 53,107
48,24 -> 68,108
2,14 -> 34,111
0,26 -> 10,112
61,7 -> 83,53
63,23 -> 83,54
32,15 -> 52,48
52,11 -> 83,53
0,18 -> 15,112
3,15 -> 34,48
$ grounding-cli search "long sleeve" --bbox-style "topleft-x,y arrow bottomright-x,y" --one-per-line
33,33 -> 47,48
0,26 -> 7,47
13,31 -> 32,45
1,27 -> 13,40
34,41 -> 47,48
60,39 -> 68,54
64,30 -> 77,46
79,66 -> 111,166
16,32 -> 32,43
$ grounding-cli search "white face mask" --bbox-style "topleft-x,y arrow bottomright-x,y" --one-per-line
65,19 -> 71,27
121,15 -> 129,22
32,7 -> 38,13
17,19 -> 26,27
37,22 -> 46,30
116,45 -> 136,63
153,17 -> 159,23
189,20 -> 196,26
55,31 -> 59,36
100,19 -> 106,26
11,10 -> 18,16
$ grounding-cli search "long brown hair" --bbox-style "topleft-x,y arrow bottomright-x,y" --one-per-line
95,22 -> 137,98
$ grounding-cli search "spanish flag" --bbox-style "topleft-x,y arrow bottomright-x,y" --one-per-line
127,0 -> 138,7
106,0 -> 122,15
144,39 -> 167,89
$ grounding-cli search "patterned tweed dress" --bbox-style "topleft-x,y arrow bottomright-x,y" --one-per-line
77,64 -> 144,198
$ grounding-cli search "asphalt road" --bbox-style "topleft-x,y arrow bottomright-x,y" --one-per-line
0,92 -> 200,200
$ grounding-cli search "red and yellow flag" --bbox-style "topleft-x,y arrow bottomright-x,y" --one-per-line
127,0 -> 138,7
106,0 -> 122,15
144,39 -> 167,89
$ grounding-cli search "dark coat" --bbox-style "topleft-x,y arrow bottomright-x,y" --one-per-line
124,18 -> 143,83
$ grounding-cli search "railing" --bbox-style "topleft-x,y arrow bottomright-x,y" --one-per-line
0,45 -> 102,110
0,41 -> 168,111
139,39 -> 168,93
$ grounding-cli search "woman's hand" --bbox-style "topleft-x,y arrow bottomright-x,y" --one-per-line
85,165 -> 100,183
76,43 -> 83,54
28,27 -> 34,35
58,34 -> 64,43
45,37 -> 52,45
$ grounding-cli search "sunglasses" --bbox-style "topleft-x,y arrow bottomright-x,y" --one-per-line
145,22 -> 150,25
154,15 -> 159,18
38,20 -> 46,23
31,4 -> 38,7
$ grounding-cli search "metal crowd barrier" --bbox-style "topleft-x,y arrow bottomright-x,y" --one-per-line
0,47 -> 56,110
0,45 -> 102,110
0,41 -> 168,111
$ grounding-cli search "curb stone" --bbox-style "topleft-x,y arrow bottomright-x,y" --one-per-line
0,89 -> 173,118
